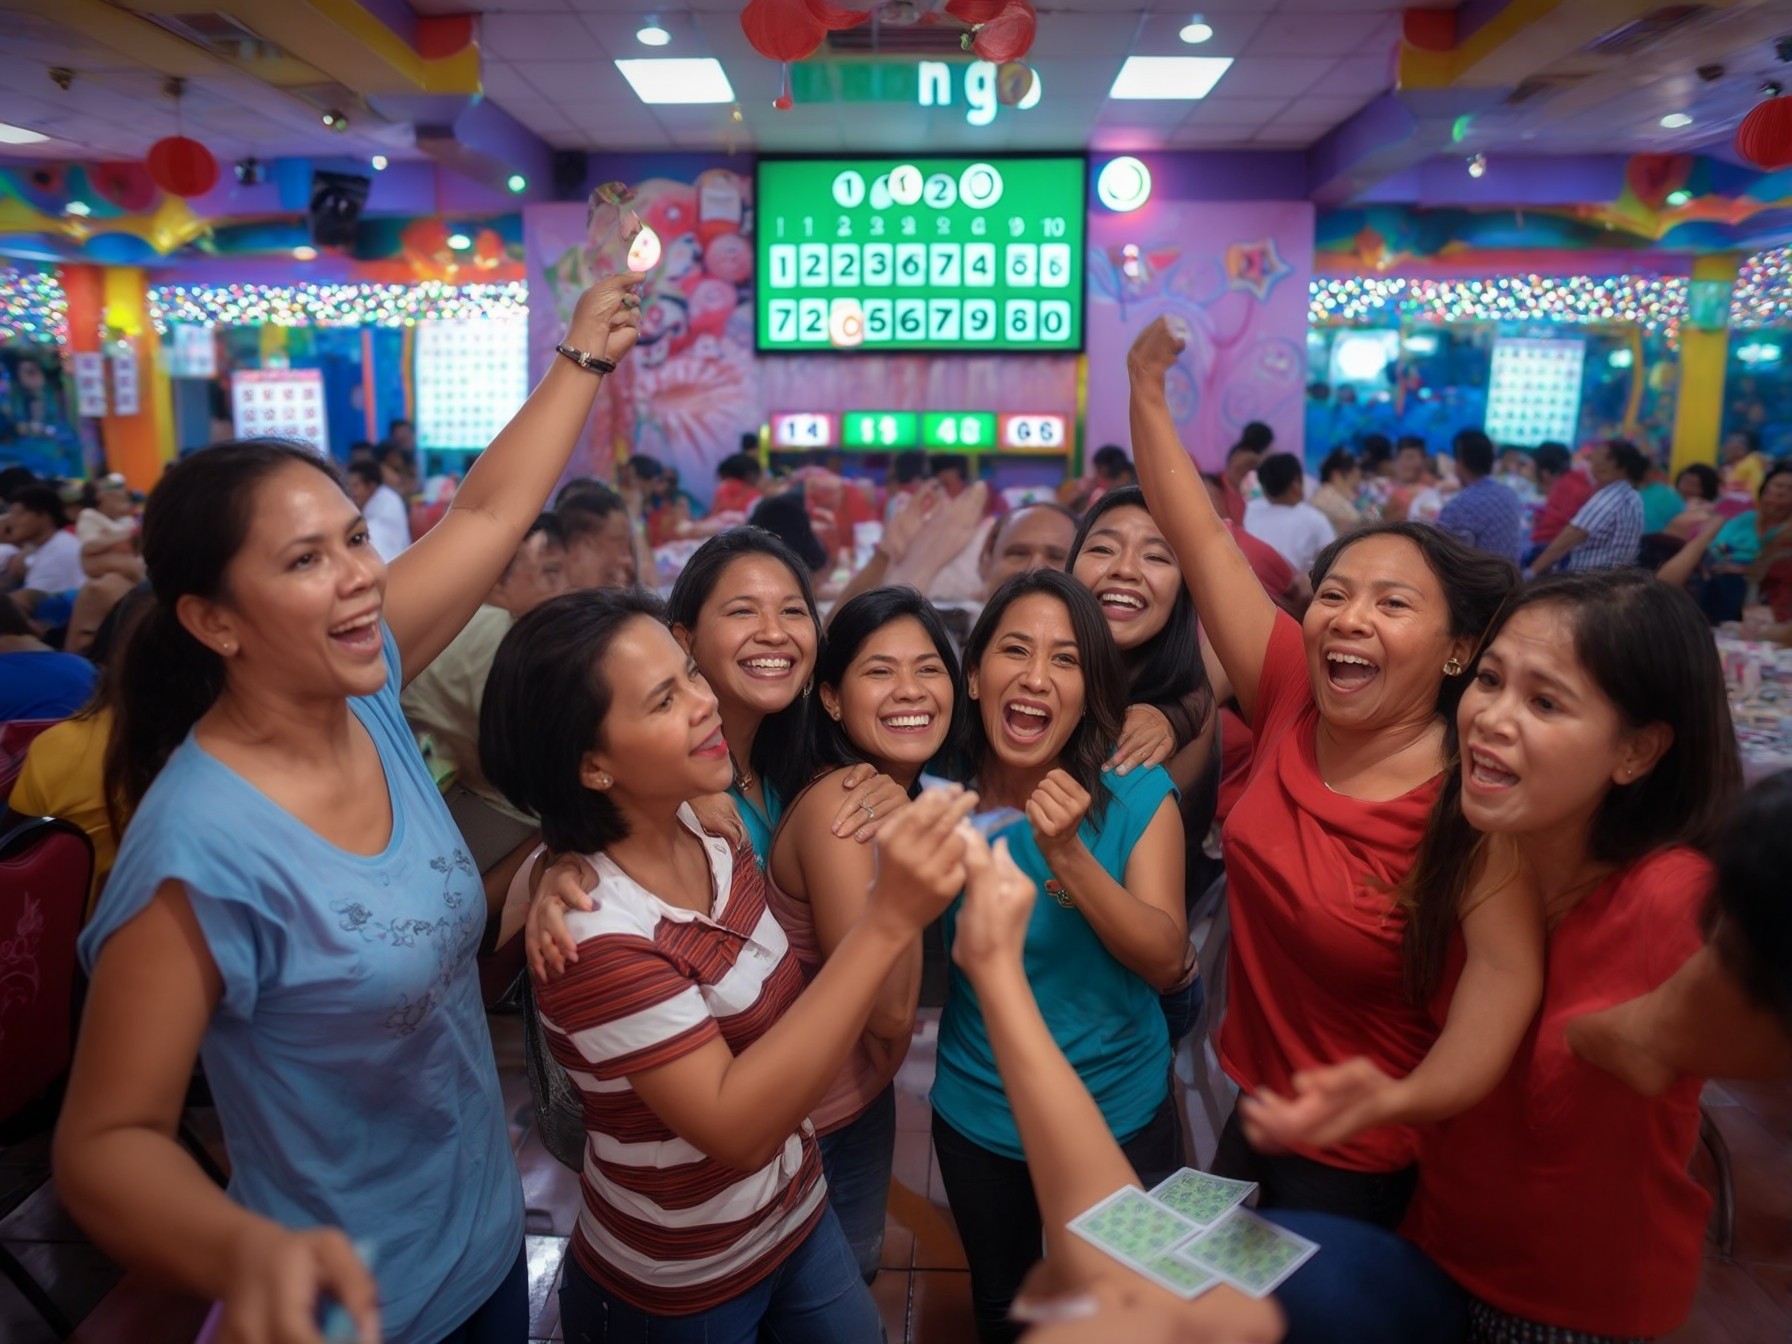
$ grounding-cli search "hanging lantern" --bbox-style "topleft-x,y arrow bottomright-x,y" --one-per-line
146,136 -> 218,198
943,0 -> 1006,24
803,0 -> 870,31
740,0 -> 825,63
969,0 -> 1036,65
1623,153 -> 1689,209
996,61 -> 1035,106
1736,96 -> 1792,170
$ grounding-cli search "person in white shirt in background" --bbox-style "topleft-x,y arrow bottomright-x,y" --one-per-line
4,484 -> 85,594
345,459 -> 412,562
1243,451 -> 1338,575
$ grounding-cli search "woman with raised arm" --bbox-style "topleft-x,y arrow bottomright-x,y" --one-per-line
1125,316 -> 1537,1229
54,277 -> 640,1344
932,567 -> 1189,1343
479,588 -> 974,1342
765,586 -> 969,1280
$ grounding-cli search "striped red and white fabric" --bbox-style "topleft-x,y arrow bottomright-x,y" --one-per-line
532,806 -> 827,1316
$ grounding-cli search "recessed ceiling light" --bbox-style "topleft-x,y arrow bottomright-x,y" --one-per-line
1666,188 -> 1693,206
293,245 -> 318,260
615,58 -> 735,104
636,22 -> 671,46
371,154 -> 388,171
64,200 -> 91,217
1660,112 -> 1693,129
1108,56 -> 1232,100
1097,157 -> 1152,212
1467,152 -> 1487,178
507,173 -> 527,193
1179,15 -> 1214,44
0,122 -> 48,144
448,232 -> 473,250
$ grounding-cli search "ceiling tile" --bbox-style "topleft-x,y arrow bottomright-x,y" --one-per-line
1182,97 -> 1291,127
479,12 -> 606,60
1217,57 -> 1339,90
1311,55 -> 1393,96
1266,95 -> 1370,128
514,60 -> 635,100
1097,100 -> 1197,128
1243,12 -> 1386,56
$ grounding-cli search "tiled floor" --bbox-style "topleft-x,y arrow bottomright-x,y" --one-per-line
4,1012 -> 1790,1343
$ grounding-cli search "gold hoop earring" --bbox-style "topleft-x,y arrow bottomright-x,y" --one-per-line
1443,658 -> 1464,677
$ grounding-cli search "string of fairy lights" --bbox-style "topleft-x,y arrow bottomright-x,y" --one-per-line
0,254 -> 1788,348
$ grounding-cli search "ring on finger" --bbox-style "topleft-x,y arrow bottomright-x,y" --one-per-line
862,801 -> 876,821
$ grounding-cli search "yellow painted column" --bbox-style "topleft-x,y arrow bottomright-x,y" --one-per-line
98,266 -> 175,489
1670,253 -> 1739,476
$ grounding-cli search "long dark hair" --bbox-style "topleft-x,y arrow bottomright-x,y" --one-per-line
1707,770 -> 1792,1028
665,527 -> 823,806
1312,522 -> 1518,722
1401,569 -> 1741,1001
105,440 -> 342,825
1065,485 -> 1209,723
962,569 -> 1123,825
481,589 -> 668,855
795,586 -> 966,787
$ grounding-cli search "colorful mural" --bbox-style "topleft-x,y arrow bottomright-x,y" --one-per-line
1083,201 -> 1315,470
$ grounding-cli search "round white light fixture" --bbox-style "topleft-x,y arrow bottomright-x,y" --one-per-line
1666,188 -> 1693,206
1660,112 -> 1693,129
1180,14 -> 1214,44
507,173 -> 527,193
448,232 -> 472,251
64,199 -> 91,217
293,245 -> 318,261
1607,348 -> 1634,369
1097,156 -> 1152,213
1467,152 -> 1487,178
636,22 -> 670,45
371,154 -> 388,171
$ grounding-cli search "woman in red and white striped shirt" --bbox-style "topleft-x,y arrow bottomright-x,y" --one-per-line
481,587 -> 973,1344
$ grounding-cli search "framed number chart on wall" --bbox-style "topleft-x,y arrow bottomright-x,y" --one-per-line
756,156 -> 1087,354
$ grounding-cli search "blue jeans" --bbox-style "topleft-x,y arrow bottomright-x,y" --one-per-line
434,1243 -> 528,1344
1264,1209 -> 1469,1344
817,1084 -> 897,1282
558,1207 -> 883,1344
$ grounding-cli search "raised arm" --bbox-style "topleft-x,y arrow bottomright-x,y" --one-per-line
953,831 -> 1282,1342
1240,838 -> 1544,1149
55,883 -> 380,1343
1127,319 -> 1278,721
582,790 -> 973,1173
772,777 -> 922,1062
385,275 -> 640,679
1655,514 -> 1727,590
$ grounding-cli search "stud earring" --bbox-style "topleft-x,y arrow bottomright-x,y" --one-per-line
597,773 -> 613,789
802,678 -> 814,699
1443,657 -> 1464,677
220,642 -> 234,655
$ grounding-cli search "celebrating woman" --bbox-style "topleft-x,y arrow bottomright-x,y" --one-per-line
1126,316 -> 1536,1229
932,568 -> 1189,1342
765,587 -> 969,1280
55,277 -> 641,1344
480,588 -> 975,1342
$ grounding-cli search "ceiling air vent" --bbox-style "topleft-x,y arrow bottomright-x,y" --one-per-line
827,22 -> 971,55
1582,6 -> 1711,58
1504,74 -> 1583,105
138,11 -> 285,62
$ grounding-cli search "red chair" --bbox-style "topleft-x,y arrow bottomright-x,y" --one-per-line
0,814 -> 92,1337
0,716 -> 61,807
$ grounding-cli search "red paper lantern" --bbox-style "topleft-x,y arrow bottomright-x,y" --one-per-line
944,0 -> 1006,24
145,136 -> 218,198
740,0 -> 825,63
1736,96 -> 1792,171
1624,153 -> 1689,209
804,0 -> 870,31
970,0 -> 1036,65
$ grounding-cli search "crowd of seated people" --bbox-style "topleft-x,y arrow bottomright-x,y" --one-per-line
5,288 -> 1792,1344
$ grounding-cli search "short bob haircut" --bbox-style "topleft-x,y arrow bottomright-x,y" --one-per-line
1310,521 -> 1518,721
795,586 -> 967,789
1402,568 -> 1740,1001
481,587 -> 669,855
962,568 -> 1125,826
665,527 -> 824,805
1065,485 -> 1206,720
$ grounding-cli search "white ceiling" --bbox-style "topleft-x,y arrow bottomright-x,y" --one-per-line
417,0 -> 1448,154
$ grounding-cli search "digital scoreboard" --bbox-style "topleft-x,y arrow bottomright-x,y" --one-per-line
768,410 -> 1069,454
756,156 -> 1087,354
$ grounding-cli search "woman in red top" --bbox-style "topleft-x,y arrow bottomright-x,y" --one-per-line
1128,317 -> 1537,1229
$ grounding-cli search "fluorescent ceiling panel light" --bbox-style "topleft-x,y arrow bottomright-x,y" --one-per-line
615,58 -> 735,105
1109,56 -> 1232,100
0,122 -> 49,144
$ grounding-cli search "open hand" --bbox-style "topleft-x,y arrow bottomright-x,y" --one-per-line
217,1223 -> 378,1344
1107,704 -> 1176,776
831,763 -> 911,842
881,480 -> 948,565
526,852 -> 600,981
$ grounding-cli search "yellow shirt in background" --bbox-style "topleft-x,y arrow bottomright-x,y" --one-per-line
11,709 -> 114,918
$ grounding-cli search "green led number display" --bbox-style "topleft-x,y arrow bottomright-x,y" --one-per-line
842,411 -> 920,449
922,412 -> 995,449
756,156 -> 1086,353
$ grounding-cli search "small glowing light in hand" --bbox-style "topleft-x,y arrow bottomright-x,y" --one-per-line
627,224 -> 662,272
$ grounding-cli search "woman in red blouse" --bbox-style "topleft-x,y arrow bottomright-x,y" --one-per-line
1128,317 -> 1537,1230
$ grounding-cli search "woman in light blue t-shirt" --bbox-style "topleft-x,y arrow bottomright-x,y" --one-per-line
57,276 -> 641,1344
930,568 -> 1189,1344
